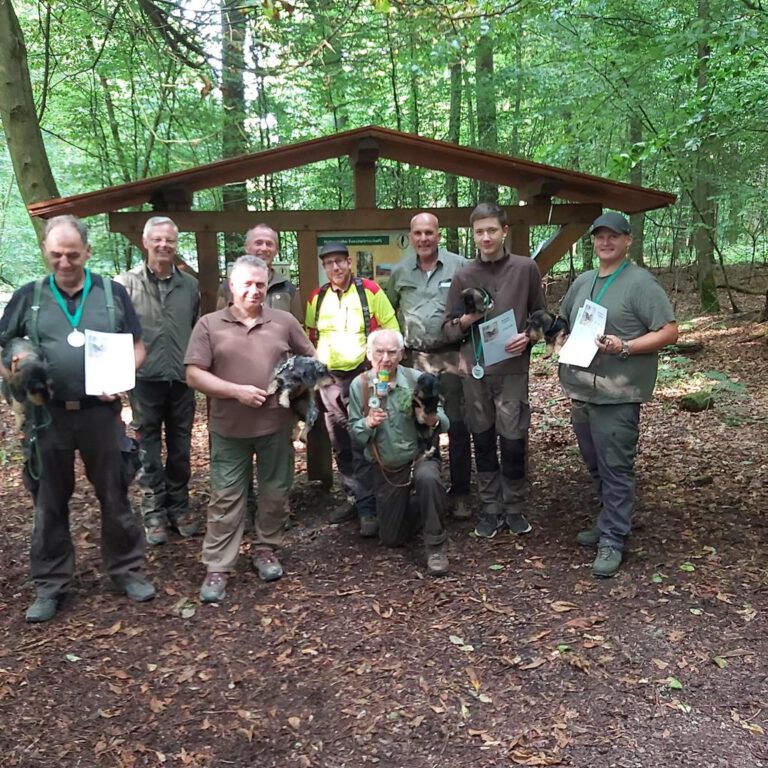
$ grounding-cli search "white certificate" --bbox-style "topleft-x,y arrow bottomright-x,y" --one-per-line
557,300 -> 607,368
479,309 -> 519,366
84,330 -> 136,396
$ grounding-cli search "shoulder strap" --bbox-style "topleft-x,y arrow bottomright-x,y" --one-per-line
359,373 -> 370,417
353,278 -> 371,336
313,283 -> 332,330
29,278 -> 45,346
103,277 -> 116,332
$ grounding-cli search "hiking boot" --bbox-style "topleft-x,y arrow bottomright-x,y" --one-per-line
200,572 -> 228,603
329,504 -> 357,524
592,543 -> 623,578
114,575 -> 156,602
145,523 -> 168,546
576,526 -> 601,547
359,515 -> 379,538
474,515 -> 504,539
507,513 -> 532,535
426,552 -> 449,576
252,548 -> 283,582
25,596 -> 58,623
172,512 -> 199,538
452,498 -> 472,521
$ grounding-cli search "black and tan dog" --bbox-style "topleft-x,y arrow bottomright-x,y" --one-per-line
266,355 -> 332,441
525,309 -> 569,357
412,372 -> 441,458
1,338 -> 51,431
461,287 -> 494,316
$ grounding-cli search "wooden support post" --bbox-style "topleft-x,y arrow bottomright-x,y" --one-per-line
297,230 -> 318,308
508,225 -> 530,256
532,222 -> 591,275
351,138 -> 379,209
195,231 -> 220,316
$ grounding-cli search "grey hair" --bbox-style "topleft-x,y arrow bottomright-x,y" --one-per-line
44,215 -> 89,246
230,254 -> 269,274
143,216 -> 178,239
245,223 -> 279,246
366,328 -> 405,354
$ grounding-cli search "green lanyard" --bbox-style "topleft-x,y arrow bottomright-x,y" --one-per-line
589,260 -> 628,305
49,269 -> 92,329
470,311 -> 487,364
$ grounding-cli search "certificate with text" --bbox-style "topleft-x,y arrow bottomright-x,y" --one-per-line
480,309 -> 519,366
557,300 -> 607,368
84,330 -> 136,396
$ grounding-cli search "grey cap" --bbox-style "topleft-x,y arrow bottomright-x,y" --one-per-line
590,212 -> 631,235
318,241 -> 349,259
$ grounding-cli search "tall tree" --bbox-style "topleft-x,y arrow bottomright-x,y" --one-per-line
475,21 -> 498,203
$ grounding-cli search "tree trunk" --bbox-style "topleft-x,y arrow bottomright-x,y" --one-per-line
221,0 -> 248,266
0,0 -> 60,245
445,61 -> 462,253
693,0 -> 719,312
628,114 -> 645,267
476,25 -> 498,204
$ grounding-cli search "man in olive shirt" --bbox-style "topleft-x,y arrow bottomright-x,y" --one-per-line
186,254 -> 315,604
559,212 -> 678,577
0,215 -> 154,622
385,212 -> 471,520
348,329 -> 450,576
117,216 -> 200,546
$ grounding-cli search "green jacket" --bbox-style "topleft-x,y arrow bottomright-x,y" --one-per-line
348,366 -> 449,468
116,264 -> 199,382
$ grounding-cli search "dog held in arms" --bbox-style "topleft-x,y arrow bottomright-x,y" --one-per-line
462,287 -> 494,315
266,355 -> 332,441
1,338 -> 51,432
412,372 -> 441,458
525,309 -> 569,357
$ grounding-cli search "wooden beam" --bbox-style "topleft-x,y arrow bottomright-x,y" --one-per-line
351,138 -> 379,209
109,203 -> 602,235
296,230 -> 317,309
195,231 -> 220,315
532,222 -> 591,275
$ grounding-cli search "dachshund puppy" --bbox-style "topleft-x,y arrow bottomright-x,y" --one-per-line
266,355 -> 332,441
462,287 -> 494,316
412,372 -> 441,458
1,338 -> 50,431
525,310 -> 569,357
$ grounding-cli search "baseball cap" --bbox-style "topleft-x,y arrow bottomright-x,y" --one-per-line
318,241 -> 349,259
590,212 -> 631,235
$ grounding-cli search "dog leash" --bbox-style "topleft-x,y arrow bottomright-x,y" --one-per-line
25,405 -> 51,482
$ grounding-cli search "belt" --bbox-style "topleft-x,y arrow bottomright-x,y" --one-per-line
50,397 -> 108,411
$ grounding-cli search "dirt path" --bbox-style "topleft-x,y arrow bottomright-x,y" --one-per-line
1,312 -> 766,768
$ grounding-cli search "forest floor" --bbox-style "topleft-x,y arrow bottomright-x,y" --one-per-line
1,268 -> 767,768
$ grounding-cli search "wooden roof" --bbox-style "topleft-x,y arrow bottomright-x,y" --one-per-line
28,126 -> 674,219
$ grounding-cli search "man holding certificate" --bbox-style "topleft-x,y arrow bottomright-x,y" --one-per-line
442,203 -> 546,539
558,212 -> 678,577
0,215 -> 154,622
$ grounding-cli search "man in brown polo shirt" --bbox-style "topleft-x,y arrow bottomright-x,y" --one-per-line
185,254 -> 315,603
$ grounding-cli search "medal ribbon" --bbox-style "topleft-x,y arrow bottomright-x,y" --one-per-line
589,259 -> 628,305
469,311 -> 488,366
49,269 -> 92,329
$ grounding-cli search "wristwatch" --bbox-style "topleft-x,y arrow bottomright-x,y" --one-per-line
618,340 -> 631,360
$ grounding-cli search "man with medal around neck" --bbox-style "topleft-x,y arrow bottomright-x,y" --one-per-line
442,202 -> 546,540
558,212 -> 678,578
0,215 -> 155,623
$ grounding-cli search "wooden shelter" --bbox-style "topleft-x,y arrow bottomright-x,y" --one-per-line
29,125 -> 675,316
28,126 -> 675,488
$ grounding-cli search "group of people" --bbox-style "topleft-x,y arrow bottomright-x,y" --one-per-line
0,203 -> 677,622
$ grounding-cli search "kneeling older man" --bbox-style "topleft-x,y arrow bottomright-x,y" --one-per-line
348,329 -> 450,575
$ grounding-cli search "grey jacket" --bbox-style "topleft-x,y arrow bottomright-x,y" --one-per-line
116,264 -> 199,382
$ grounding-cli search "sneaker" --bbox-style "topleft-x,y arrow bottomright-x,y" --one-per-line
507,513 -> 532,535
452,499 -> 472,521
426,552 -> 449,576
145,523 -> 168,546
172,512 -> 199,538
200,572 -> 228,603
474,515 -> 504,539
252,548 -> 284,582
25,596 -> 58,623
329,504 -> 357,524
359,515 -> 379,538
114,575 -> 156,602
576,526 -> 601,547
592,543 -> 623,578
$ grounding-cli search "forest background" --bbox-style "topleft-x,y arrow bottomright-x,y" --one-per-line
1,0 -> 767,314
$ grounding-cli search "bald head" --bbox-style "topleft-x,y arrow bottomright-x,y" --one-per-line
409,212 -> 441,263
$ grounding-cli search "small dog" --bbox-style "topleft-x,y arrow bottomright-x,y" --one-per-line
462,287 -> 494,315
266,355 -> 332,441
1,338 -> 51,432
412,372 -> 441,458
525,310 -> 569,357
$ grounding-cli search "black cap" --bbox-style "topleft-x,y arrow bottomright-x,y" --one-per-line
590,212 -> 631,235
318,241 -> 349,259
